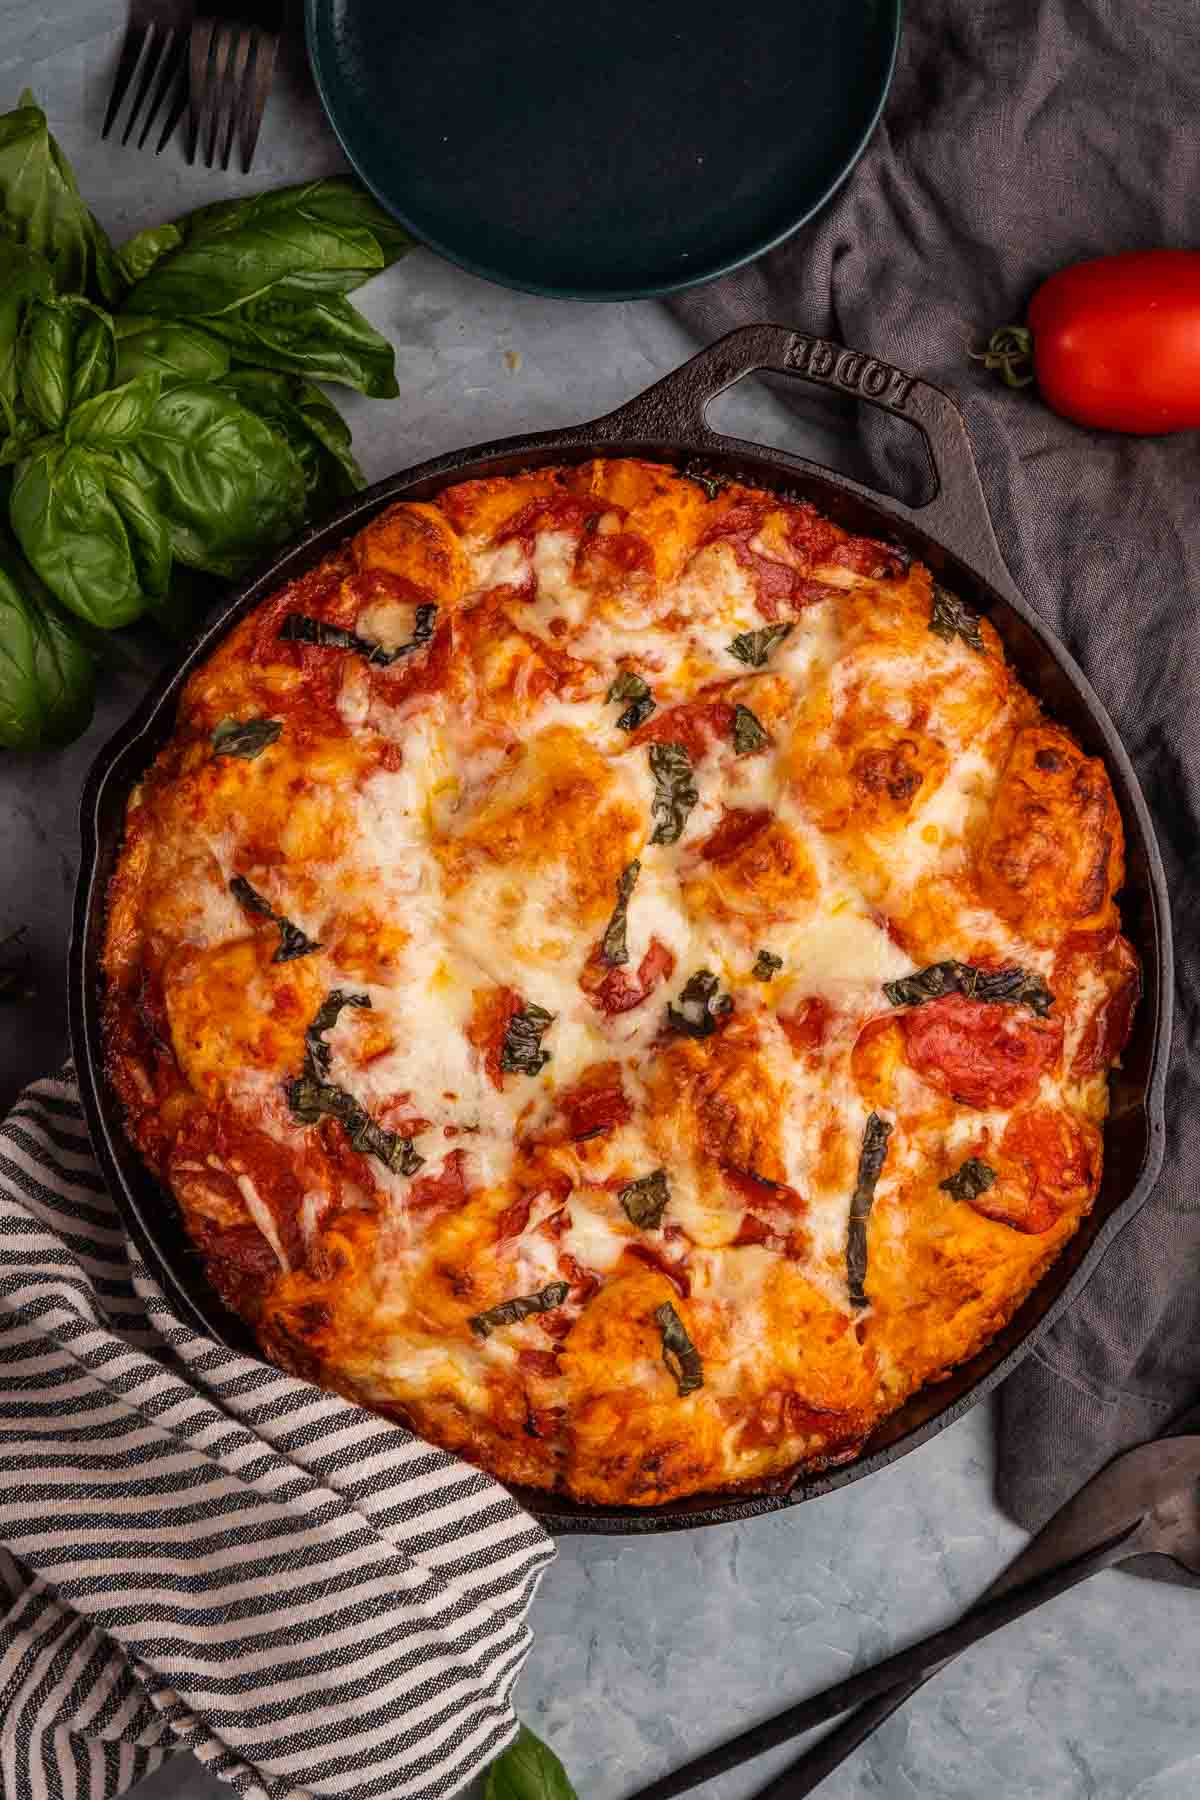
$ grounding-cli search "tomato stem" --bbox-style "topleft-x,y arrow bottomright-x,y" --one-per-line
970,325 -> 1035,389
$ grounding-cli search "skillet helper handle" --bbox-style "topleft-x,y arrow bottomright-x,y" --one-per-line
589,322 -> 1019,603
626,1524 -> 1138,1800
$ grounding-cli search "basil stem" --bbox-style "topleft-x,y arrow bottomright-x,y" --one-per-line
655,1301 -> 703,1396
470,1281 -> 570,1339
229,874 -> 321,963
847,1112 -> 893,1309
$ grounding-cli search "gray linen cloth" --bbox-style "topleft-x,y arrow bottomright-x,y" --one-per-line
671,0 -> 1199,1535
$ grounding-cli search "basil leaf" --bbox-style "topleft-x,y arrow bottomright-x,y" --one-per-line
666,969 -> 732,1039
119,384 -> 307,578
199,295 -> 400,398
19,297 -> 77,430
469,1281 -> 570,1340
732,703 -> 770,754
279,605 -> 436,665
69,310 -> 117,409
751,949 -> 782,981
115,222 -> 183,286
229,874 -> 322,963
485,1726 -> 579,1800
0,532 -> 94,748
929,583 -> 985,653
655,1301 -> 703,1396
882,959 -> 1054,1018
940,1157 -> 996,1203
217,369 -> 363,508
600,859 -> 640,966
847,1112 -> 893,1309
285,987 -> 424,1177
0,927 -> 34,1004
727,622 -> 792,667
10,446 -> 146,628
95,451 -> 172,601
648,739 -> 698,845
17,299 -> 115,428
618,1169 -> 670,1231
113,317 -> 232,389
66,371 -> 160,449
0,95 -> 123,303
682,461 -> 727,501
285,1072 -> 424,1175
303,987 -> 371,1076
121,177 -> 413,317
211,716 -> 283,760
607,669 -> 656,731
0,238 -> 53,436
499,1004 -> 554,1076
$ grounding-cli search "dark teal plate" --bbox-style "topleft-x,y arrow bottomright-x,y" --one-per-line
305,0 -> 901,300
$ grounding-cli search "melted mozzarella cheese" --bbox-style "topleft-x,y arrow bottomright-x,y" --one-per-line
109,459 -> 1126,1509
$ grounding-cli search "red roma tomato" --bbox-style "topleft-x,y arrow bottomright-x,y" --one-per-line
1025,250 -> 1200,434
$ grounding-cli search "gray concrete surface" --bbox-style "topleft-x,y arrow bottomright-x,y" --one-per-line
3,10 -> 1197,1799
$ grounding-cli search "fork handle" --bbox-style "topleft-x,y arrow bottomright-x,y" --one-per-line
627,1524 -> 1137,1800
750,1523 -> 1138,1800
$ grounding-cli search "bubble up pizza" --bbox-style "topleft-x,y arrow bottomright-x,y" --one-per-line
103,459 -> 1139,1505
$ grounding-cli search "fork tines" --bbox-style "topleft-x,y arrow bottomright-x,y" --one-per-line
101,0 -> 194,154
187,13 -> 280,174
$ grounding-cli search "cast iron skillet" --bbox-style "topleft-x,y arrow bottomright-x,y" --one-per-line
70,324 -> 1173,1534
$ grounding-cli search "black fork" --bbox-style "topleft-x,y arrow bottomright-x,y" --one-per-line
101,0 -> 194,154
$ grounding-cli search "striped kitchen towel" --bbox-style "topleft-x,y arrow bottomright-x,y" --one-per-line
0,1069 -> 555,1800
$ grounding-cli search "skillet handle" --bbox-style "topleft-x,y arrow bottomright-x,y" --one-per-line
587,322 -> 1021,605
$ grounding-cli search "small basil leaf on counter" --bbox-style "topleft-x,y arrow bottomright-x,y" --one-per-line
499,1004 -> 554,1076
648,739 -> 698,845
666,969 -> 733,1039
929,583 -> 985,653
229,874 -> 322,963
752,949 -> 783,981
619,1169 -> 670,1231
655,1301 -> 703,1396
599,859 -> 640,966
727,622 -> 792,667
883,959 -> 1054,1017
470,1281 -> 570,1339
211,716 -> 282,760
279,603 -> 436,665
847,1112 -> 893,1309
940,1158 -> 996,1203
484,1725 -> 579,1800
607,668 -> 655,731
732,703 -> 770,753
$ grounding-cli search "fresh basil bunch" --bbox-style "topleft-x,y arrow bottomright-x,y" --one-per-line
0,93 -> 413,750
